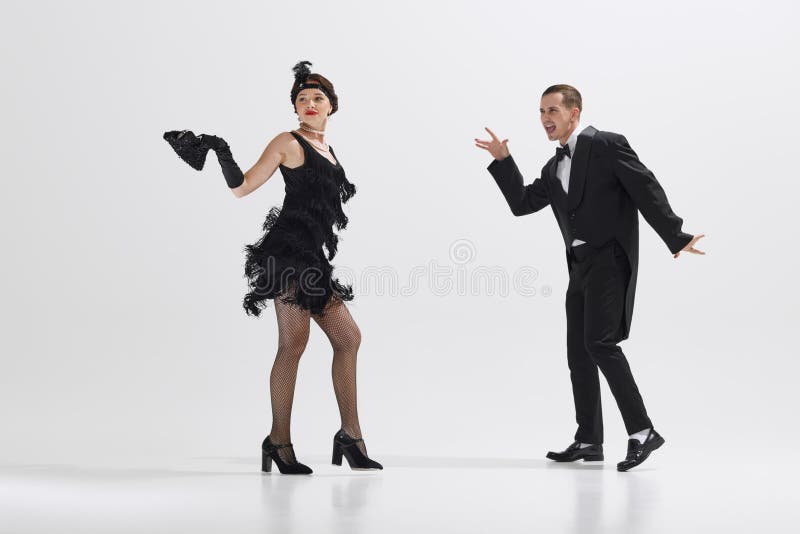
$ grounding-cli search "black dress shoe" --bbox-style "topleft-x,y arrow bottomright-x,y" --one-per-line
546,441 -> 604,462
261,436 -> 313,475
617,429 -> 665,472
163,130 -> 212,170
331,429 -> 383,470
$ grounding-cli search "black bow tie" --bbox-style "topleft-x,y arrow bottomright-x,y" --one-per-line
556,144 -> 571,161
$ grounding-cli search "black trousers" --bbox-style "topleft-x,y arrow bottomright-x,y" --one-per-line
566,240 -> 652,444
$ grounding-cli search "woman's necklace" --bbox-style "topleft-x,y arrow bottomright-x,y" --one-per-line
297,130 -> 330,153
299,122 -> 326,136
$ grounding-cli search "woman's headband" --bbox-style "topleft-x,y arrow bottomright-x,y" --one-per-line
295,81 -> 332,102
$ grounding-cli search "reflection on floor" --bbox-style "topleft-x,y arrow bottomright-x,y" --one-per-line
1,455 -> 797,533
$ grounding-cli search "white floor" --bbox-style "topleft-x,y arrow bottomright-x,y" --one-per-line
2,452 -> 798,533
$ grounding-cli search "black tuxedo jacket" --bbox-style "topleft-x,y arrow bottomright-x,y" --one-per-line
488,125 -> 692,340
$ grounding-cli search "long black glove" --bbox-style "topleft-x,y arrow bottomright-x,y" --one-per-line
163,130 -> 244,189
203,134 -> 245,189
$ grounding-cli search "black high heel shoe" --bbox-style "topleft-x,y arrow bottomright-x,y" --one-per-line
331,430 -> 383,470
163,130 -> 212,170
261,436 -> 313,475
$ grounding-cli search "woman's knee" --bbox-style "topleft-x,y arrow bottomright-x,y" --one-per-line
332,323 -> 361,352
277,329 -> 310,359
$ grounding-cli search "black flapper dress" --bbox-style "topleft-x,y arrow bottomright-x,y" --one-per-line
242,131 -> 357,317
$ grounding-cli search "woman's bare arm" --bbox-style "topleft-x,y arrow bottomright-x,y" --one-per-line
231,132 -> 299,198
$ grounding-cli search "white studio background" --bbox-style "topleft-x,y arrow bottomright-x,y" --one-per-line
0,0 -> 796,466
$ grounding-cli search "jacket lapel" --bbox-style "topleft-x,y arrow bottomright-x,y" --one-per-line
567,125 -> 597,211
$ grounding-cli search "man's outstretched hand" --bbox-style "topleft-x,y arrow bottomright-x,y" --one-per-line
674,234 -> 706,258
475,127 -> 510,160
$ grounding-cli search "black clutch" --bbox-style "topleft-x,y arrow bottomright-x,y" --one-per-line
163,130 -> 210,170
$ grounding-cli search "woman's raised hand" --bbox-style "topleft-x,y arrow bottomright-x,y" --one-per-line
474,127 -> 510,161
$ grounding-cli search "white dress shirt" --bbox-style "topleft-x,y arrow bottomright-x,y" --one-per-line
556,125 -> 587,247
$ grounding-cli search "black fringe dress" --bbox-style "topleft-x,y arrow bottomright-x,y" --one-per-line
243,131 -> 356,317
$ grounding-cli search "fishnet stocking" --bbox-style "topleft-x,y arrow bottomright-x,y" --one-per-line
267,296 -> 368,461
313,298 -> 368,456
268,297 -> 310,464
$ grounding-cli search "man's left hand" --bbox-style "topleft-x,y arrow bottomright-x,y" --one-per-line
674,234 -> 706,258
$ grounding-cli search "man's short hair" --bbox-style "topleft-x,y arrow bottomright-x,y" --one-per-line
542,84 -> 582,112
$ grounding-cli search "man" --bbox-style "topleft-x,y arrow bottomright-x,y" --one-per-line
475,85 -> 704,471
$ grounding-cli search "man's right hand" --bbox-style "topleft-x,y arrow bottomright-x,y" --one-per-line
474,127 -> 510,160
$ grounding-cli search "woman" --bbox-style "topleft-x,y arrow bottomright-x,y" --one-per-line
164,61 -> 381,475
